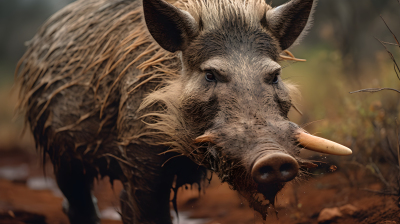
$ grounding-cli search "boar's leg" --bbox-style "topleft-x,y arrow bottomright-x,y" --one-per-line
119,189 -> 133,224
121,171 -> 175,224
118,145 -> 177,224
55,158 -> 100,224
120,158 -> 206,223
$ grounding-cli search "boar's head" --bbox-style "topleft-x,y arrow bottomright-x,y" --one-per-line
140,0 -> 351,217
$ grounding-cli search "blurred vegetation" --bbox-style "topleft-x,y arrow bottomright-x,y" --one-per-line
0,0 -> 74,152
1,0 -> 399,82
283,0 -> 400,198
0,0 -> 73,80
0,0 -> 399,197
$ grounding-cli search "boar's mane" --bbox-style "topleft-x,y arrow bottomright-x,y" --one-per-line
15,0 -> 180,169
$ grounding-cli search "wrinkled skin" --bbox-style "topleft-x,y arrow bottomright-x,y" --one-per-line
15,0 -> 320,223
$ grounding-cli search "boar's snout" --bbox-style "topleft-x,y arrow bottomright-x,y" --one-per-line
251,153 -> 299,185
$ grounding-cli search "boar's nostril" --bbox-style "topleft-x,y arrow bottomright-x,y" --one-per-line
252,153 -> 299,185
280,163 -> 295,179
259,166 -> 274,180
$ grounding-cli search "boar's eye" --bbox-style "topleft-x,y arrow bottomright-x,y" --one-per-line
272,75 -> 279,84
205,70 -> 217,82
271,69 -> 281,84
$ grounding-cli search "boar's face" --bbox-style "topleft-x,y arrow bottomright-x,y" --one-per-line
179,24 -> 298,199
142,0 -> 351,217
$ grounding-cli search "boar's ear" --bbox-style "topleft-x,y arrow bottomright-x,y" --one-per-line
264,0 -> 316,50
143,0 -> 198,52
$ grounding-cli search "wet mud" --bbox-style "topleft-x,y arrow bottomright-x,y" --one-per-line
0,150 -> 399,224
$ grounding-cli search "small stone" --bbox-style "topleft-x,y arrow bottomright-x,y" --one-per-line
318,207 -> 342,223
339,204 -> 359,216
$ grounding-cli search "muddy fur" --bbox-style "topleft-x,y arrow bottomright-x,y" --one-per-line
15,0 -> 316,223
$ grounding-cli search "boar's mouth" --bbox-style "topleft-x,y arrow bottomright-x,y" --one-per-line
241,183 -> 284,219
194,130 -> 352,219
209,153 -> 289,219
195,135 -> 294,218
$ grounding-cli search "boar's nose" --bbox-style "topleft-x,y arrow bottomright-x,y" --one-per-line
251,153 -> 299,184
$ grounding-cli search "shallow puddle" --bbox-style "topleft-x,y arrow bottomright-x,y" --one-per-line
100,207 -> 121,220
27,176 -> 63,197
0,164 -> 29,181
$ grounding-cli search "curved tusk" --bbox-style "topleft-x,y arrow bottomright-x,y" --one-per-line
296,131 -> 352,156
194,134 -> 216,144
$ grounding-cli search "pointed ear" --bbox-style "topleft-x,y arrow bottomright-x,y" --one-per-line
265,0 -> 316,50
143,0 -> 199,52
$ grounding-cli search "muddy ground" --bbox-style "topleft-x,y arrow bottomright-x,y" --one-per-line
0,148 -> 399,224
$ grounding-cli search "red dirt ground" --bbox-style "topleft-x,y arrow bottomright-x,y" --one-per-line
0,149 -> 399,224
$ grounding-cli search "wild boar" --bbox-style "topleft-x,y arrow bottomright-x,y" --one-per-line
15,0 -> 351,223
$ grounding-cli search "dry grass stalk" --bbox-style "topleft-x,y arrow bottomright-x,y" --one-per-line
350,4 -> 400,202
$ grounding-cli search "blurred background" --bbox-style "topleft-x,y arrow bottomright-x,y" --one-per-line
0,0 -> 399,223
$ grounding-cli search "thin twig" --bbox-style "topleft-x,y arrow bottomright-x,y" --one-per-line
369,159 -> 391,188
380,15 -> 400,46
279,50 -> 307,62
280,55 -> 307,62
350,88 -> 400,94
353,17 -> 400,94
385,136 -> 399,167
375,37 -> 400,81
380,41 -> 399,46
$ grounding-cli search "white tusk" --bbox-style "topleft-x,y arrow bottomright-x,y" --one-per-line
296,131 -> 352,156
